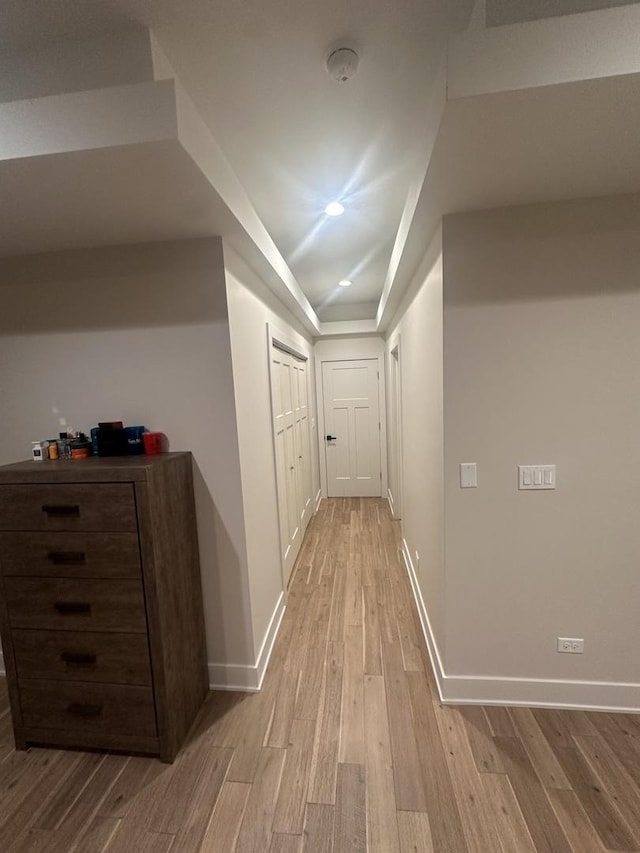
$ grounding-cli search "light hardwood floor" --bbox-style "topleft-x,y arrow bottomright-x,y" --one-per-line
1,497 -> 640,852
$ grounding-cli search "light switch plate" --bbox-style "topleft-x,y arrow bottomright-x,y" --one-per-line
519,464 -> 556,490
460,462 -> 477,488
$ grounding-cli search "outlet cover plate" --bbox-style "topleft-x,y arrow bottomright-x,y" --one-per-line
557,637 -> 584,654
460,462 -> 477,488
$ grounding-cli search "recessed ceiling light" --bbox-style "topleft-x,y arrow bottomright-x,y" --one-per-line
338,279 -> 352,287
325,201 -> 345,217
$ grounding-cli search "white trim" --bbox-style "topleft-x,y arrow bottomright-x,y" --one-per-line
315,360 -> 328,499
387,338 -> 403,520
437,676 -> 640,714
401,540 -> 445,702
401,540 -> 640,714
315,488 -> 322,513
319,319 -> 378,336
387,487 -> 395,518
208,591 -> 286,692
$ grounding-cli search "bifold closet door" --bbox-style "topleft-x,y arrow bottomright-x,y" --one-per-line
271,346 -> 312,587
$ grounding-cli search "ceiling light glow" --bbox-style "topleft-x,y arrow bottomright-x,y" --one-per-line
338,279 -> 352,287
325,201 -> 345,217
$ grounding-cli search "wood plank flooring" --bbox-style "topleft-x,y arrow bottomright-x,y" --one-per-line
1,497 -> 639,852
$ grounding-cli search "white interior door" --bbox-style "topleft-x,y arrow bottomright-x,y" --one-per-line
271,344 -> 312,586
322,359 -> 382,498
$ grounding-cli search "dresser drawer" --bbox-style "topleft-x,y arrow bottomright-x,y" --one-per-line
0,532 -> 141,579
0,484 -> 137,532
12,629 -> 152,686
20,680 -> 157,738
4,577 -> 148,633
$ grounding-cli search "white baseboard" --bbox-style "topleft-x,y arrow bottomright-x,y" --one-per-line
0,603 -> 288,695
315,489 -> 322,513
400,540 -> 640,714
388,487 -> 401,520
439,674 -> 640,713
208,591 -> 285,692
401,540 -> 445,703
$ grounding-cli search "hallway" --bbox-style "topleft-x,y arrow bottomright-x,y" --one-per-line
0,498 -> 639,851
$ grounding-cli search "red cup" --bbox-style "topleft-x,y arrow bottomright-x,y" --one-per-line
143,432 -> 164,455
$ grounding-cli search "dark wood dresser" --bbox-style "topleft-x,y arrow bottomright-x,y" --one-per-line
0,453 -> 208,763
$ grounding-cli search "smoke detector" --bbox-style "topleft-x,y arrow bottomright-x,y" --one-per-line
326,47 -> 359,84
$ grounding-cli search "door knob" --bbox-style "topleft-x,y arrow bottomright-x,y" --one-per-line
326,435 -> 337,441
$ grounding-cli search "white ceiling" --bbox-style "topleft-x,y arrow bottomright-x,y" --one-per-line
486,0 -> 639,27
436,75 -> 640,211
0,143 -> 233,257
377,69 -> 640,325
0,0 -> 473,321
1,1 -> 639,327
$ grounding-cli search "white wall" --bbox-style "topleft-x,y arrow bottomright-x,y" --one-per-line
0,239 -> 256,680
385,228 -> 445,658
224,246 -> 318,667
441,195 -> 640,709
314,337 -> 385,362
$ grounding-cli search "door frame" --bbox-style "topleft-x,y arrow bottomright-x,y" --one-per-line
315,353 -> 388,500
266,322 -> 314,590
387,338 -> 403,519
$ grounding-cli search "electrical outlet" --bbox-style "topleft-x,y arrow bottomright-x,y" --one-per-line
557,637 -> 584,654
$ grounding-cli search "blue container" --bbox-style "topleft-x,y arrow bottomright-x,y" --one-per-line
124,425 -> 146,455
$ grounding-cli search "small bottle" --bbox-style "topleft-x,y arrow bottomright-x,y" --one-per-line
58,432 -> 71,460
47,440 -> 59,460
32,441 -> 45,461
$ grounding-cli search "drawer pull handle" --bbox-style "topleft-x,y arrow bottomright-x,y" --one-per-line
67,702 -> 103,717
48,551 -> 86,566
61,652 -> 97,666
54,602 -> 91,615
42,504 -> 80,518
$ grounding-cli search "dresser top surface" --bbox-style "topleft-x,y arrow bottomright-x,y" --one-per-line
0,452 -> 191,484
